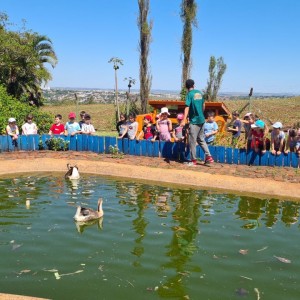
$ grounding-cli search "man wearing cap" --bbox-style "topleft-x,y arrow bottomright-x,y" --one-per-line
182,79 -> 214,165
64,112 -> 81,136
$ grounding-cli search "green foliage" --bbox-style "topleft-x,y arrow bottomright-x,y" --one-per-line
109,144 -> 124,159
0,85 -> 53,134
205,56 -> 227,101
44,137 -> 69,151
0,14 -> 57,100
180,86 -> 187,101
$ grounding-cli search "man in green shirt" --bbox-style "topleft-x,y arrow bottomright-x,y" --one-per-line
182,79 -> 214,165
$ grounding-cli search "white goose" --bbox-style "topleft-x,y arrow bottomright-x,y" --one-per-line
65,164 -> 80,180
74,198 -> 104,222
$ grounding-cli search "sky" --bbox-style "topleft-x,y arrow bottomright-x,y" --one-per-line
2,0 -> 300,94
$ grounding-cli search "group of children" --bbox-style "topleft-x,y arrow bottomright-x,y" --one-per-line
232,111 -> 300,155
6,111 -> 96,148
6,109 -> 300,155
116,107 -> 220,145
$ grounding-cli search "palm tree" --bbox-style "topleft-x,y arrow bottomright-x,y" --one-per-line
108,57 -> 123,120
138,0 -> 152,114
180,0 -> 197,87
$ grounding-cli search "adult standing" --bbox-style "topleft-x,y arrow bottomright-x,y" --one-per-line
181,79 -> 214,165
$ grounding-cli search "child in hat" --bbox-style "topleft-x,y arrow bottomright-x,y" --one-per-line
251,120 -> 270,153
64,112 -> 81,136
270,122 -> 285,155
172,113 -> 186,143
6,118 -> 19,148
156,107 -> 172,142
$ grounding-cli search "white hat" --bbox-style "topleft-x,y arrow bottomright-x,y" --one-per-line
160,107 -> 170,115
272,122 -> 283,129
244,112 -> 252,117
8,118 -> 16,123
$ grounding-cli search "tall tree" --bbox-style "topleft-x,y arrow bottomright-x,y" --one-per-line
0,14 -> 57,101
205,56 -> 227,101
180,0 -> 197,87
108,57 -> 123,121
138,0 -> 152,113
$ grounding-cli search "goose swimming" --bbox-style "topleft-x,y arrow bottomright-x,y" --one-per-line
74,198 -> 104,222
65,164 -> 80,180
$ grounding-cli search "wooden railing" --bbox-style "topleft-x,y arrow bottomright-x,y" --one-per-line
0,134 -> 299,168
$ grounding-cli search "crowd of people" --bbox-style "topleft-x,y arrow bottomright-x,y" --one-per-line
5,80 -> 300,162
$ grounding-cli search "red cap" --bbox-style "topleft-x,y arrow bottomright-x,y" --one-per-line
68,112 -> 76,118
144,115 -> 152,122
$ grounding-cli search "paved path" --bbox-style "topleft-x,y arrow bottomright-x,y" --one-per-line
0,151 -> 299,200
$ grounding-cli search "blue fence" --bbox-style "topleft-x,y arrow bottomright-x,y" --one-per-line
0,134 -> 299,168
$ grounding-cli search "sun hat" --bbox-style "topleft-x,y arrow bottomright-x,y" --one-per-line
244,112 -> 252,117
177,113 -> 184,120
8,117 -> 16,123
160,107 -> 170,115
144,115 -> 152,122
272,121 -> 283,129
251,120 -> 265,129
68,112 -> 76,119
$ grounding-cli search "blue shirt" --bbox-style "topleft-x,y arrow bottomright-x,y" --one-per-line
204,121 -> 218,143
65,121 -> 81,135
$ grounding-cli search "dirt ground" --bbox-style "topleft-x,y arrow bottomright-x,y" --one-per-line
0,151 -> 299,201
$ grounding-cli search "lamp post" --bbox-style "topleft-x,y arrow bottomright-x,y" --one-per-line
249,87 -> 253,112
108,57 -> 123,121
124,77 -> 136,116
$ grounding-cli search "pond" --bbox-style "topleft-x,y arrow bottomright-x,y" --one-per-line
0,174 -> 299,300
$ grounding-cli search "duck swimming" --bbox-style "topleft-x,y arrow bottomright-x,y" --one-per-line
74,198 -> 104,222
65,164 -> 80,180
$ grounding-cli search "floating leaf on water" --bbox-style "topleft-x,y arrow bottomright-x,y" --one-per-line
254,288 -> 260,300
274,255 -> 291,264
54,272 -> 61,280
12,243 -> 23,251
257,246 -> 268,252
239,249 -> 248,255
240,275 -> 253,281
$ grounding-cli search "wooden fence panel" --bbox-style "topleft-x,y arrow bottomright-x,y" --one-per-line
283,153 -> 290,167
141,140 -> 147,156
216,146 -> 225,163
69,136 -> 77,151
239,149 -> 247,165
233,149 -> 239,164
260,151 -> 269,166
291,153 -> 299,168
226,148 -> 233,164
117,138 -> 123,154
20,135 -> 28,151
77,134 -> 83,151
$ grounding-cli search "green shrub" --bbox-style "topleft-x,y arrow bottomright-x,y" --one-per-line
0,85 -> 53,134
44,137 -> 69,151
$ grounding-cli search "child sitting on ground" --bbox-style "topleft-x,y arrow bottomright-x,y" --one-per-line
6,118 -> 19,148
81,114 -> 95,135
251,120 -> 270,153
64,112 -> 81,136
49,114 -> 65,135
270,122 -> 285,155
203,111 -> 218,145
119,113 -> 138,140
156,107 -> 172,142
116,113 -> 127,138
172,113 -> 187,143
137,115 -> 156,141
22,114 -> 38,135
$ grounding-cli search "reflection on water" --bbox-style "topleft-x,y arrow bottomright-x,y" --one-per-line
0,174 -> 299,300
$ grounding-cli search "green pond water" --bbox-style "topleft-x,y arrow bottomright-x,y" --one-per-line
0,174 -> 299,300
